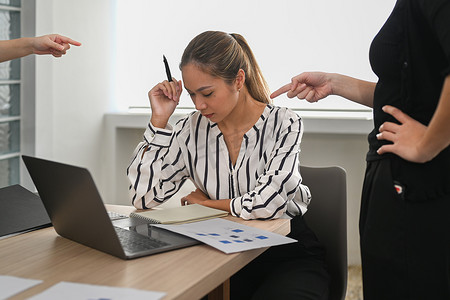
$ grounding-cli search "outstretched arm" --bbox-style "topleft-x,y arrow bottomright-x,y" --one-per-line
0,34 -> 81,63
271,72 -> 376,108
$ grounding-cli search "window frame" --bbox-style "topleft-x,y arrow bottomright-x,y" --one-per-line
0,1 -> 36,188
20,0 -> 36,189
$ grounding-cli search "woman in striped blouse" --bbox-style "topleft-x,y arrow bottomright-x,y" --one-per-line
128,31 -> 329,299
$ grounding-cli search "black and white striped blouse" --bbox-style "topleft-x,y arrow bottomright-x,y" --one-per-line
127,105 -> 311,220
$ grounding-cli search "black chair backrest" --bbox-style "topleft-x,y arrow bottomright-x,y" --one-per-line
301,166 -> 348,300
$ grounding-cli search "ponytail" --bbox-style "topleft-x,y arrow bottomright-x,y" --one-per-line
180,31 -> 271,104
229,33 -> 271,104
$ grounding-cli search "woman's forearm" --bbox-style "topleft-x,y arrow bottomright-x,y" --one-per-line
0,38 -> 33,62
419,75 -> 450,159
330,73 -> 376,108
204,199 -> 232,212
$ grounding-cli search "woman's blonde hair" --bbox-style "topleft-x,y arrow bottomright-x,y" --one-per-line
180,31 -> 271,104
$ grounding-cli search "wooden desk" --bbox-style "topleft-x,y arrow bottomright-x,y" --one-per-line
0,205 -> 290,300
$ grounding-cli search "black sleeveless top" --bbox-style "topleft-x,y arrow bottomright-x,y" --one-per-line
367,0 -> 450,201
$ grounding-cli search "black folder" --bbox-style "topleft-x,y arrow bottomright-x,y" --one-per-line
0,184 -> 51,238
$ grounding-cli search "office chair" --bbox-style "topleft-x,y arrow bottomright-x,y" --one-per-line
301,166 -> 348,300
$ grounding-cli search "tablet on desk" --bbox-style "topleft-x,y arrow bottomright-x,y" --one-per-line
0,185 -> 51,238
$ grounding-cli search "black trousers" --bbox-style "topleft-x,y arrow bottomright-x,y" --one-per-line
360,159 -> 450,300
230,215 -> 330,300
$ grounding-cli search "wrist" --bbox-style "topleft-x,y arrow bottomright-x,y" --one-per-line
416,139 -> 440,163
327,73 -> 342,96
204,199 -> 231,212
10,37 -> 33,57
150,115 -> 169,129
21,37 -> 35,55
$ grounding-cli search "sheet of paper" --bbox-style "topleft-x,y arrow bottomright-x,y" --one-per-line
27,282 -> 166,300
155,218 -> 296,254
0,275 -> 42,299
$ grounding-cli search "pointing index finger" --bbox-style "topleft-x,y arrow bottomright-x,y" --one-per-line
56,35 -> 82,47
270,83 -> 292,99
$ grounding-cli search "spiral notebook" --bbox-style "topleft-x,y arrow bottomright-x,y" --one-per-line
130,204 -> 228,224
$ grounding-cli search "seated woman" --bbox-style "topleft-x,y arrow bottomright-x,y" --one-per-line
127,31 -> 329,300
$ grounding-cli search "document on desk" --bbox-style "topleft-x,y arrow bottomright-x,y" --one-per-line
0,275 -> 42,299
155,218 -> 296,254
27,281 -> 166,300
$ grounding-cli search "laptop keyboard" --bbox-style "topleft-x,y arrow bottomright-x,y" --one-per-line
114,226 -> 169,252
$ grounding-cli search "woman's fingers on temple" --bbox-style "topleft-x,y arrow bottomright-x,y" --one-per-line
177,80 -> 183,98
169,80 -> 180,101
159,80 -> 175,100
157,82 -> 169,98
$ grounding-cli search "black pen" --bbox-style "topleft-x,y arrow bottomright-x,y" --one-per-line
163,55 -> 173,82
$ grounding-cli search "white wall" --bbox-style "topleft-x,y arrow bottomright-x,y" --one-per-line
115,0 -> 395,111
35,0 -> 115,185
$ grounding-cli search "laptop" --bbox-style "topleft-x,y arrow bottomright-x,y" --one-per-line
22,155 -> 199,260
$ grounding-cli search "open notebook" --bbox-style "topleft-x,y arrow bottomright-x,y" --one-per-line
130,204 -> 228,224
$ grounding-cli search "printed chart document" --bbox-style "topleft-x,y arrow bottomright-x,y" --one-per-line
0,275 -> 42,299
155,218 -> 296,254
27,282 -> 166,300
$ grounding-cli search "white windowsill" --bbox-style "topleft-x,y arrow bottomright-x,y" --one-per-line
107,107 -> 373,135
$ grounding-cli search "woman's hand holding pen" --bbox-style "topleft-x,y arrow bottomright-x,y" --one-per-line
148,78 -> 182,128
270,72 -> 333,102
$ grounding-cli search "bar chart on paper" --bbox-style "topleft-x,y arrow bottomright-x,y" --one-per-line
155,218 -> 296,254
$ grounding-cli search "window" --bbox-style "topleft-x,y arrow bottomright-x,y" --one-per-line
0,0 -> 21,188
114,0 -> 395,114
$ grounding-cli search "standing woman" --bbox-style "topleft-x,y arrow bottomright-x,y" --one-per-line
272,1 -> 450,299
128,31 -> 329,299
